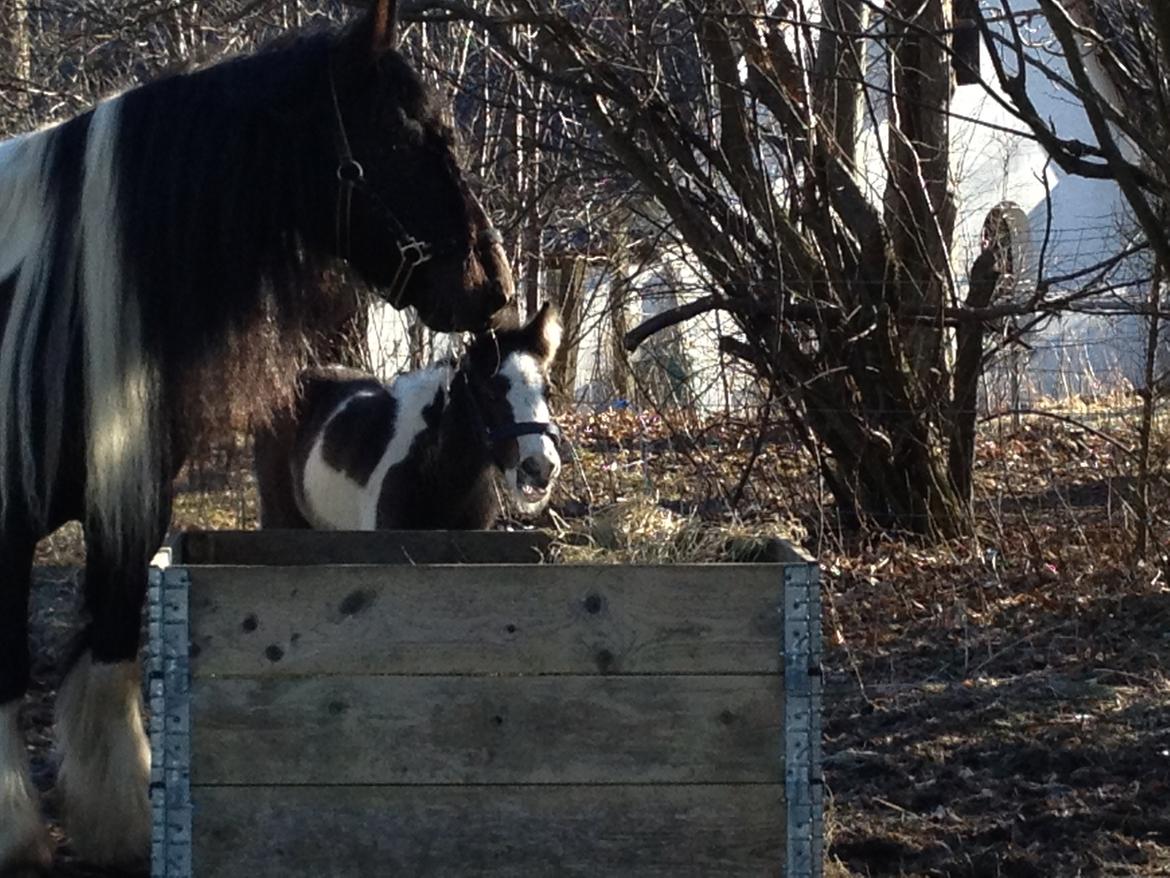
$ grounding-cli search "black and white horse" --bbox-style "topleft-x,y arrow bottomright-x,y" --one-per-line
255,303 -> 563,531
0,1 -> 514,871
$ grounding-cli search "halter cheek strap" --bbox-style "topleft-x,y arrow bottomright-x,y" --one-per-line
328,64 -> 434,309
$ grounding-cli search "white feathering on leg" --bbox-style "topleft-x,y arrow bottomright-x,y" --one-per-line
55,653 -> 151,867
0,701 -> 51,871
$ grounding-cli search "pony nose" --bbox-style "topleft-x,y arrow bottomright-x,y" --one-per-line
520,456 -> 553,488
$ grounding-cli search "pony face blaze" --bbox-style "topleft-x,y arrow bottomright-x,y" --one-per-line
500,351 -> 562,512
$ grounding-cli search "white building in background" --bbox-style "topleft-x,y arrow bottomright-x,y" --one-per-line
852,0 -> 1150,401
368,1 -> 1150,408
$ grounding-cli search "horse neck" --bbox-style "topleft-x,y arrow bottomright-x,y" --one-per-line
431,367 -> 497,496
136,36 -> 337,326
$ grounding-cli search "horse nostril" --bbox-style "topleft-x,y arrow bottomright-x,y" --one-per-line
520,457 -> 552,488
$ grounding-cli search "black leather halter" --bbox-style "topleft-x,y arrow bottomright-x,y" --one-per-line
485,418 -> 562,446
328,64 -> 435,309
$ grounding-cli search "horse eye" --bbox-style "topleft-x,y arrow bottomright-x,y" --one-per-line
397,114 -> 425,146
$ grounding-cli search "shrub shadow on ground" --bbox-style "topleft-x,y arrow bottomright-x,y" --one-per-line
825,587 -> 1170,877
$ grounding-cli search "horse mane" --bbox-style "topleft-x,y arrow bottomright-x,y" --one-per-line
139,24 -> 449,444
117,30 -> 338,422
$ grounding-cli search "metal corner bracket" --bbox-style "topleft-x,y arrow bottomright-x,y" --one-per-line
149,564 -> 193,878
783,560 -> 824,878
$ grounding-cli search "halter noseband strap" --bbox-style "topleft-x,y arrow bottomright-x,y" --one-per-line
328,63 -> 433,309
486,419 -> 562,445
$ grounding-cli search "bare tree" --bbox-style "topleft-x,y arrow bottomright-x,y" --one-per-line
401,0 -> 1170,538
975,0 -> 1168,554
405,0 -> 988,535
10,0 -> 1164,540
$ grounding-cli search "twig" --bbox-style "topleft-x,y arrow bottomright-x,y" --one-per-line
979,408 -> 1135,456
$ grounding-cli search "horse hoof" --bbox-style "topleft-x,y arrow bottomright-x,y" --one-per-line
0,816 -> 53,878
0,834 -> 53,878
59,780 -> 151,869
56,655 -> 152,869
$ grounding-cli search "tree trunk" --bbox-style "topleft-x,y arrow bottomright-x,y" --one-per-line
884,0 -> 956,385
814,0 -> 867,167
948,250 -> 999,506
609,269 -> 636,404
407,316 -> 428,371
549,254 -> 585,405
3,0 -> 31,117
1135,264 -> 1163,559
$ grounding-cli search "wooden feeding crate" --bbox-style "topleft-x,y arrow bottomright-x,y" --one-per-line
148,530 -> 822,877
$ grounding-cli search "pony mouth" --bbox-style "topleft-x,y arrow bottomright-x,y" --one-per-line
518,483 -> 550,503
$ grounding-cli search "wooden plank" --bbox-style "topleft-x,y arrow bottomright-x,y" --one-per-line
192,675 -> 782,785
193,784 -> 785,878
173,529 -> 551,566
188,564 -> 783,676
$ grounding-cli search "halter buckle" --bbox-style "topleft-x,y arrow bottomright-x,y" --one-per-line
385,237 -> 433,308
399,237 -> 433,267
336,158 -> 365,185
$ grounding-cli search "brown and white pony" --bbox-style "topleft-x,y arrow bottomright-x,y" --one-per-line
254,303 -> 563,531
0,1 -> 513,871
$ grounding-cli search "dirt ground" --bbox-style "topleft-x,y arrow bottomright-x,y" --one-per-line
823,575 -> 1170,876
15,411 -> 1170,877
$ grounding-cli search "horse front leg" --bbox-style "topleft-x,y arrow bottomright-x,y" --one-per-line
0,532 -> 52,876
56,497 -> 170,869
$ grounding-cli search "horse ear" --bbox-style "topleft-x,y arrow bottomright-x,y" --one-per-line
370,0 -> 399,54
528,302 -> 562,367
339,0 -> 398,63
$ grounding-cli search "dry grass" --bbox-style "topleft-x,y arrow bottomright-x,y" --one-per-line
546,494 -> 804,564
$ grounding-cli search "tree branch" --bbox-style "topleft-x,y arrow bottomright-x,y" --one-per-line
623,295 -> 723,352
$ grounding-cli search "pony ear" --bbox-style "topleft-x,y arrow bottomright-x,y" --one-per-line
528,302 -> 563,367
